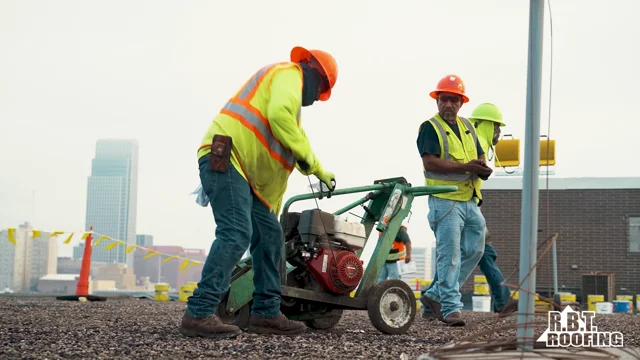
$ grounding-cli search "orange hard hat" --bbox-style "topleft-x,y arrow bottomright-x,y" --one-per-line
429,74 -> 469,103
290,46 -> 338,101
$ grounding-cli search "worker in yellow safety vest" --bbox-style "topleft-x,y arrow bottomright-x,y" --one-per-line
180,46 -> 339,339
422,103 -> 518,320
377,226 -> 412,283
468,103 -> 519,317
416,74 -> 493,327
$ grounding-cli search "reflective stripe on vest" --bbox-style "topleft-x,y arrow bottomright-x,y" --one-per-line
423,116 -> 479,181
219,63 -> 300,172
387,242 -> 406,261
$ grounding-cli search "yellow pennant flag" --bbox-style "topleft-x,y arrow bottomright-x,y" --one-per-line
50,231 -> 64,237
104,241 -> 124,251
179,259 -> 190,271
144,250 -> 160,259
162,255 -> 179,263
125,245 -> 137,253
81,232 -> 91,240
7,228 -> 16,245
32,230 -> 41,239
93,235 -> 111,247
63,233 -> 74,244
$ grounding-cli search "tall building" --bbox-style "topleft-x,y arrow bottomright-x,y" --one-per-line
75,139 -> 139,268
0,222 -> 57,292
136,234 -> 153,247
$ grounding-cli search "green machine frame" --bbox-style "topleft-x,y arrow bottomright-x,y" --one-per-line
221,176 -> 456,332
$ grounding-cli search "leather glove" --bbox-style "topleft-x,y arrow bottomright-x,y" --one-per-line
315,169 -> 336,191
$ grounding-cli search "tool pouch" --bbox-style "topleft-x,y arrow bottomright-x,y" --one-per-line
209,135 -> 233,173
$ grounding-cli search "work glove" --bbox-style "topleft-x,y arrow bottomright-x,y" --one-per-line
315,169 -> 336,191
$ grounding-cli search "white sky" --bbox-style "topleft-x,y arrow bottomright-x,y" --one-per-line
1,0 -> 639,258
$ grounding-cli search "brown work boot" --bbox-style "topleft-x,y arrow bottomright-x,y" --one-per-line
498,299 -> 519,318
247,313 -> 307,335
443,311 -> 465,326
179,312 -> 242,339
420,295 -> 444,321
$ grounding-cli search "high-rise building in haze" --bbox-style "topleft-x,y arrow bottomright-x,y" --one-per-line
74,139 -> 139,268
0,222 -> 57,292
136,234 -> 153,247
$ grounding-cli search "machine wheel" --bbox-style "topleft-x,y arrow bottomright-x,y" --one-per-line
367,279 -> 416,335
217,296 -> 251,330
304,309 -> 343,330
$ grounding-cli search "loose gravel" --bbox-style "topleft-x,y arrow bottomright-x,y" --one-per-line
1,296 -> 639,359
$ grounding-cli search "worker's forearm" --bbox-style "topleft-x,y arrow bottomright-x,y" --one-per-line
406,242 -> 411,257
422,155 -> 469,174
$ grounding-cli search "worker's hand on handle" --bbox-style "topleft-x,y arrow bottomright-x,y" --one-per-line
315,170 -> 336,191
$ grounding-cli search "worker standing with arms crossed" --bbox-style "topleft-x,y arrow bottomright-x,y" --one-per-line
377,225 -> 412,283
416,75 -> 493,326
422,103 -> 518,319
180,46 -> 339,338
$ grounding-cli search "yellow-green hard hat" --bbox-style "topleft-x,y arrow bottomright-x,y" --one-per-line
469,103 -> 506,126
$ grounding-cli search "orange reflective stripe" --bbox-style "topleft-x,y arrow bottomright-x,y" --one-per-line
221,63 -> 298,171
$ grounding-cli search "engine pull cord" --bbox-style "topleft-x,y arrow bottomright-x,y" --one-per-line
304,174 -> 339,266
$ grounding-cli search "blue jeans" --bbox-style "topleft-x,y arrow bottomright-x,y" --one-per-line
425,196 -> 485,319
186,156 -> 283,319
425,242 -> 511,312
377,262 -> 400,283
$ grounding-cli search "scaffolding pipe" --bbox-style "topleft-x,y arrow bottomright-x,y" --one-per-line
517,0 -> 545,350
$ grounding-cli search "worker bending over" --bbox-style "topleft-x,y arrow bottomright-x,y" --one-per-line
416,75 -> 493,326
377,226 -> 412,283
180,46 -> 338,338
422,103 -> 517,319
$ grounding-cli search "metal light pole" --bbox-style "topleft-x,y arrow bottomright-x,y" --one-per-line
517,0 -> 545,350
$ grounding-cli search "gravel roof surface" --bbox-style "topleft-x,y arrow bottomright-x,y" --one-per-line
1,296 -> 639,359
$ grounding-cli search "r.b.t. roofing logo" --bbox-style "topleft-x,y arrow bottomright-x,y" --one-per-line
537,306 -> 624,347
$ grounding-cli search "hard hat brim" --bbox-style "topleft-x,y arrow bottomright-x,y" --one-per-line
290,46 -> 332,101
430,90 -> 469,103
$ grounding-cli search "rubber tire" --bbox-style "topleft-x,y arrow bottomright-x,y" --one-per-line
216,296 -> 251,331
367,279 -> 416,335
304,309 -> 343,330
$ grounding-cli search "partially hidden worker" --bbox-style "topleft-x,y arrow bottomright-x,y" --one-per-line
180,46 -> 339,339
423,103 -> 518,319
377,225 -> 412,283
416,75 -> 493,326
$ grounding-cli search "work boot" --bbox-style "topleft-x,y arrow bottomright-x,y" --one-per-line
443,311 -> 465,326
420,295 -> 444,321
497,299 -> 519,318
247,313 -> 307,335
179,312 -> 242,339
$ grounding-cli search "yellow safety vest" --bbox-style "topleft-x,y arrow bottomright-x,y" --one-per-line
421,114 -> 483,202
197,62 -> 303,214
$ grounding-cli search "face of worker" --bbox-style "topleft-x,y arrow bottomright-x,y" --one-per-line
302,57 -> 331,106
492,122 -> 501,145
437,92 -> 463,123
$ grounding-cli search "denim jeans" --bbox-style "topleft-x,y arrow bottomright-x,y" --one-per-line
377,262 -> 401,283
425,242 -> 511,313
478,242 -> 512,311
186,155 -> 283,319
425,196 -> 485,319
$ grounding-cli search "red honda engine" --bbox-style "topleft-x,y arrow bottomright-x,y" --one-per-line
306,248 -> 364,294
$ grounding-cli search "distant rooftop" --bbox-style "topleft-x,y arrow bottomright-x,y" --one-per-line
482,176 -> 640,190
39,274 -> 80,281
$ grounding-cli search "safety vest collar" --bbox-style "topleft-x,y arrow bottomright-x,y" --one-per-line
423,116 -> 479,182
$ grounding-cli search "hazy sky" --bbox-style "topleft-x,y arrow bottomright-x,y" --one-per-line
2,0 -> 639,258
